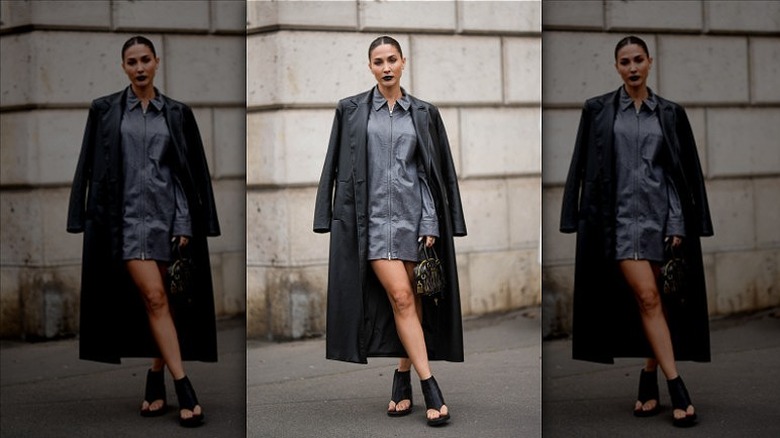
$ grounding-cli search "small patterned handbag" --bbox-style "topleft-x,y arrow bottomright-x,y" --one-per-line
414,240 -> 445,299
661,240 -> 686,301
168,238 -> 194,296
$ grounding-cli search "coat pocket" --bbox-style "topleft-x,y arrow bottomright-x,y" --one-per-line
332,179 -> 354,221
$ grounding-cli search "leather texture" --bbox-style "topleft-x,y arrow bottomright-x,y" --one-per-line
314,88 -> 466,364
67,88 -> 220,364
560,87 -> 713,364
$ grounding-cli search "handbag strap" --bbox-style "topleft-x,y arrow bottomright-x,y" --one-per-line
665,239 -> 683,260
418,240 -> 438,260
171,238 -> 180,258
171,237 -> 191,260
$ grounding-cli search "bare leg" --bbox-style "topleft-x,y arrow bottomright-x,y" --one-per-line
150,357 -> 165,372
619,260 -> 694,420
391,294 -> 422,413
126,260 -> 201,419
371,260 -> 447,421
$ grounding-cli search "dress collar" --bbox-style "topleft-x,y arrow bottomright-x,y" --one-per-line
619,86 -> 657,112
126,86 -> 164,112
372,86 -> 411,112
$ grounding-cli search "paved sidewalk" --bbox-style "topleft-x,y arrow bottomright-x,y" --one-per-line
1,317 -> 246,438
543,308 -> 780,437
247,309 -> 542,438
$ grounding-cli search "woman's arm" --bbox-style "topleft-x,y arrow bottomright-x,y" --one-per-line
665,173 -> 685,238
173,173 -> 192,239
417,159 -> 439,239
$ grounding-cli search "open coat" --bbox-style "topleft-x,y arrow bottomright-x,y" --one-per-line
560,88 -> 714,364
67,88 -> 221,364
314,88 -> 467,364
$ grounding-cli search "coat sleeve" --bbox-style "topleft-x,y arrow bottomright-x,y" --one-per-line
431,106 -> 467,237
67,102 -> 98,233
313,105 -> 343,233
182,105 -> 221,237
560,103 -> 591,233
675,106 -> 713,237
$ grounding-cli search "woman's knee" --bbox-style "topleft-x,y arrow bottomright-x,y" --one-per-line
140,286 -> 169,313
635,286 -> 661,315
388,287 -> 415,314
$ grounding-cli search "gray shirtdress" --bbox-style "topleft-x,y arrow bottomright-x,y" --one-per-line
120,90 -> 191,261
366,89 -> 439,262
613,87 -> 685,262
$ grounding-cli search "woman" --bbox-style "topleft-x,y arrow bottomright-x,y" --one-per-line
313,36 -> 467,427
67,36 -> 220,427
560,36 -> 713,428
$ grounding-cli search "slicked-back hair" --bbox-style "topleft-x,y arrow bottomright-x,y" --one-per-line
122,35 -> 157,61
368,36 -> 403,60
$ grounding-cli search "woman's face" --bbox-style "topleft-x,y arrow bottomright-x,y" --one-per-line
368,44 -> 405,89
615,43 -> 652,88
122,43 -> 159,90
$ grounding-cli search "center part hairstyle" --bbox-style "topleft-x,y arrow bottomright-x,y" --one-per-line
121,35 -> 157,60
368,35 -> 403,59
614,35 -> 650,59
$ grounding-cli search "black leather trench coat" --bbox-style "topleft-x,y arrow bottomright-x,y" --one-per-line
560,87 -> 714,364
314,88 -> 467,364
67,88 -> 221,364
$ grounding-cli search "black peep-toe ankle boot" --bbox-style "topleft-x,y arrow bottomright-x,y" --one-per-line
667,376 -> 697,427
420,376 -> 450,427
634,368 -> 661,417
387,369 -> 413,417
140,369 -> 167,417
174,376 -> 204,427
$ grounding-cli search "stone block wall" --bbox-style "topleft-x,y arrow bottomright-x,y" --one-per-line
0,1 -> 246,339
246,0 -> 542,339
542,0 -> 780,337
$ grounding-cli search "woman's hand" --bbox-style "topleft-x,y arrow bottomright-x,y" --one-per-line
423,236 -> 436,248
176,236 -> 190,248
665,235 -> 683,248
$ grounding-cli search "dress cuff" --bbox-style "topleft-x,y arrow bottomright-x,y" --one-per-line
666,219 -> 686,238
419,219 -> 439,238
173,220 -> 192,238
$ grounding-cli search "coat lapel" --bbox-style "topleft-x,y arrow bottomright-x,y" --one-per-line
347,91 -> 371,185
410,97 -> 431,170
656,99 -> 681,167
347,90 -> 372,275
102,90 -> 125,183
593,89 -> 619,178
162,97 -> 186,170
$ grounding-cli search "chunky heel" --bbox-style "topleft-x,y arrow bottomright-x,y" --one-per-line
667,376 -> 697,427
140,369 -> 167,417
420,376 -> 450,427
633,368 -> 660,417
387,369 -> 413,417
174,376 -> 204,427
